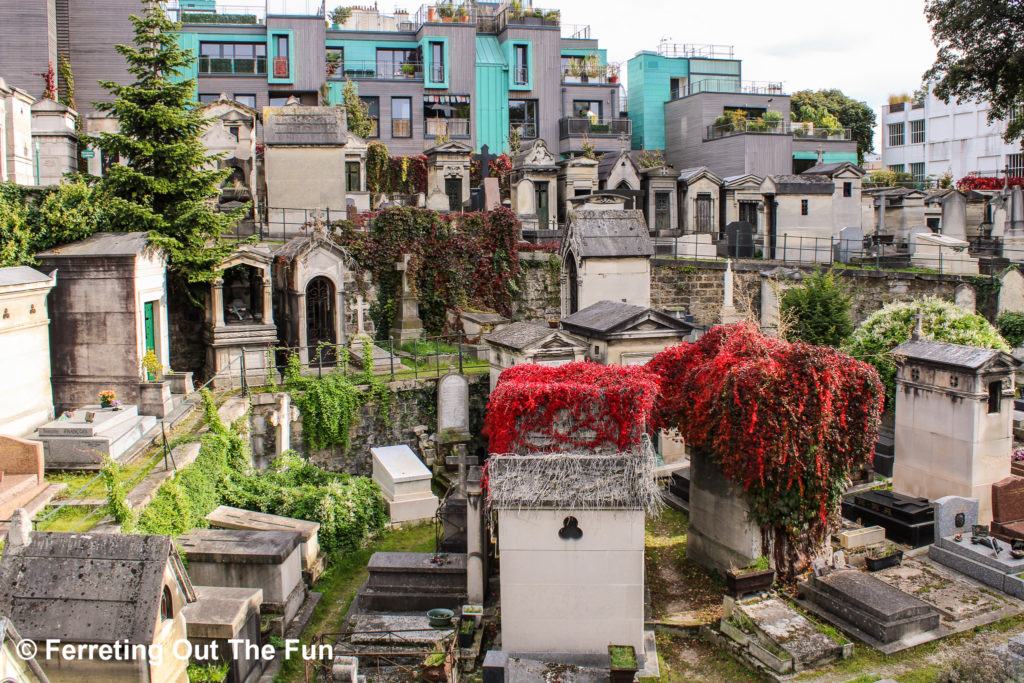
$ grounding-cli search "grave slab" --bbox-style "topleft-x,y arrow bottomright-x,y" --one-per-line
33,405 -> 156,469
841,490 -> 934,547
355,551 -> 467,612
737,597 -> 844,672
206,505 -> 324,582
836,526 -> 886,550
371,445 -> 439,524
929,534 -> 1024,598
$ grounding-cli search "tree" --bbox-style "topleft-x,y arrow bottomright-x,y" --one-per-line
93,0 -> 242,283
924,0 -> 1024,146
779,270 -> 854,347
340,80 -> 374,138
791,89 -> 876,164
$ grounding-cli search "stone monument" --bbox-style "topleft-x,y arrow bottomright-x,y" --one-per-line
510,139 -> 559,234
205,505 -> 325,583
424,140 -> 472,212
388,254 -> 424,343
0,435 -> 58,522
720,259 -> 743,324
370,444 -> 439,524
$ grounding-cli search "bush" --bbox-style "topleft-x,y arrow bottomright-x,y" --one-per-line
779,270 -> 854,347
997,311 -> 1024,348
845,297 -> 1009,410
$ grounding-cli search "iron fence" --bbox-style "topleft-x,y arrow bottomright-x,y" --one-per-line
559,117 -> 631,138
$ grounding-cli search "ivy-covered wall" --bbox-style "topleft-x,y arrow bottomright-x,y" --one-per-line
250,374 -> 490,476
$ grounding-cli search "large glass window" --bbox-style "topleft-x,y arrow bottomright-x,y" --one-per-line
888,122 -> 905,147
361,97 -> 379,138
514,44 -> 528,85
910,162 -> 926,182
424,97 -> 470,137
326,47 -> 344,77
234,93 -> 256,108
346,161 -> 361,192
377,48 -> 421,79
509,99 -> 538,138
910,119 -> 925,144
199,42 -> 267,74
430,41 -> 445,82
392,97 -> 412,137
573,100 -> 602,119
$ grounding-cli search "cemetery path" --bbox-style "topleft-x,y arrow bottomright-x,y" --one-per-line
646,508 -> 724,623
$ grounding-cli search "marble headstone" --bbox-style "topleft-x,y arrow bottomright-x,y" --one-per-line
370,444 -> 439,524
437,371 -> 470,438
933,495 -> 979,539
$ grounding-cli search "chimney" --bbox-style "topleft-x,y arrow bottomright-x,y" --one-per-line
6,508 -> 32,548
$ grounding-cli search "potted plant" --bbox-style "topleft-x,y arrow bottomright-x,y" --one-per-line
608,645 -> 639,683
865,543 -> 903,571
608,63 -> 619,84
437,1 -> 455,21
543,9 -> 560,24
401,62 -> 418,77
421,648 -> 449,683
329,5 -> 351,27
98,390 -> 118,409
725,556 -> 775,598
456,5 -> 468,22
457,616 -> 474,648
509,0 -> 523,20
522,7 -> 542,24
139,349 -> 173,418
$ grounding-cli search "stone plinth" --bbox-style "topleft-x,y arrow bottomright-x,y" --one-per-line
182,586 -> 264,683
687,449 -> 760,573
206,505 -> 324,583
177,529 -> 305,625
355,551 -> 467,612
371,445 -> 438,524
675,233 -> 718,259
138,381 -> 174,418
929,535 -> 1024,598
0,435 -> 51,521
835,526 -> 886,550
32,405 -> 156,470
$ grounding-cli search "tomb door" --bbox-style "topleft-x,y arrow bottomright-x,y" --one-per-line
305,277 -> 337,365
567,255 -> 579,314
695,193 -> 714,233
536,182 -> 549,231
739,200 -> 758,226
445,177 -> 463,212
655,191 -> 671,231
144,301 -> 156,380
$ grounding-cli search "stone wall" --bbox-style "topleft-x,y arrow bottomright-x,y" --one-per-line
249,374 -> 490,476
167,278 -> 209,381
514,254 -> 561,323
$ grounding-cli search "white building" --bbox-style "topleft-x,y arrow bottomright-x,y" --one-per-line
881,89 -> 1023,182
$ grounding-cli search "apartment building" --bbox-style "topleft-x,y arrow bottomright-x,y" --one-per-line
881,87 -> 1023,182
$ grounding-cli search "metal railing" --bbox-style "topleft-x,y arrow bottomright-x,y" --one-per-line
705,120 -> 851,141
677,79 -> 785,98
559,117 -> 631,138
657,42 -> 735,59
327,60 -> 423,80
266,0 -> 324,17
426,117 -> 470,137
414,2 -> 478,25
495,5 -> 561,32
164,1 -> 265,23
562,23 -> 591,39
510,122 -> 538,139
304,627 -> 458,683
562,66 -> 619,85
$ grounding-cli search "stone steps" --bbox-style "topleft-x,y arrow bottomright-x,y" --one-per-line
0,483 -> 65,531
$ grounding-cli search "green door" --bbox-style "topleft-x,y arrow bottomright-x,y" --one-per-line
144,301 -> 156,380
535,182 -> 549,231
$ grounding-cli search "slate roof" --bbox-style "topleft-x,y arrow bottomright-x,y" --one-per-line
802,161 -> 865,177
769,175 -> 834,195
677,166 -> 722,185
177,529 -> 302,564
567,209 -> 654,258
274,232 -> 349,264
560,300 -> 694,337
0,532 -> 192,645
36,232 -> 153,258
597,150 -> 638,182
484,321 -> 553,350
0,266 -> 52,287
891,339 -> 1019,371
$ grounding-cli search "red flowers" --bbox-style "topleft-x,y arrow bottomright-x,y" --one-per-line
957,176 -> 1024,191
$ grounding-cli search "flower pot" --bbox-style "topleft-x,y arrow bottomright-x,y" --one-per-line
865,549 -> 903,571
608,645 -> 638,683
725,568 -> 775,598
427,608 -> 454,628
164,371 -> 194,395
609,75 -> 618,84
138,381 -> 173,418
441,16 -> 452,22
457,616 -> 474,648
427,7 -> 436,20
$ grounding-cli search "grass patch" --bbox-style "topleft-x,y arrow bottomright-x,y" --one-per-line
275,521 -> 436,682
398,339 -> 460,356
35,503 -> 108,532
645,631 -> 768,682
47,452 -> 162,501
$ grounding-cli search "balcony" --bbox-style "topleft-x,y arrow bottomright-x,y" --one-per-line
559,117 -> 631,138
165,0 -> 325,24
657,42 -> 735,59
494,5 -> 561,31
562,64 -> 619,86
325,60 -> 423,81
426,118 -> 470,138
562,24 -> 591,39
675,79 -> 785,99
705,120 -> 852,142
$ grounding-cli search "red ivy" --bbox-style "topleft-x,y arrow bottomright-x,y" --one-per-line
957,176 -> 1024,191
485,362 -> 660,454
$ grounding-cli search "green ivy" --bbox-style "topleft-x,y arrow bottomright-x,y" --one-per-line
997,312 -> 1024,348
103,456 -> 136,531
780,270 -> 854,347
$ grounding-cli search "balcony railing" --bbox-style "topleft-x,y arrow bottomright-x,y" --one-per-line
510,122 -> 538,139
562,65 -> 619,85
704,120 -> 852,141
495,6 -> 561,32
559,117 -> 631,138
426,118 -> 470,137
657,42 -> 735,59
512,67 -> 529,86
165,1 -> 264,23
677,79 -> 785,99
562,24 -> 591,39
413,2 -> 478,25
326,60 -> 423,80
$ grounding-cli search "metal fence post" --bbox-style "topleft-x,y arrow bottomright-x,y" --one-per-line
389,337 -> 395,382
240,350 -> 248,395
458,331 -> 464,373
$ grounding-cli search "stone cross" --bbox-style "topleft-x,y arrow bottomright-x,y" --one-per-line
446,443 -> 477,496
816,144 -> 825,165
354,295 -> 371,335
619,133 -> 629,153
395,254 -> 413,294
477,144 -> 497,180
723,259 -> 734,308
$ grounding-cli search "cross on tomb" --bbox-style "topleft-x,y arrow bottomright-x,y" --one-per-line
446,444 -> 477,496
816,144 -> 825,165
354,295 -> 371,335
395,254 -> 413,295
476,144 -> 497,180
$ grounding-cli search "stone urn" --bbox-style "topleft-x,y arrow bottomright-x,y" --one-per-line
164,371 -> 194,395
138,381 -> 173,418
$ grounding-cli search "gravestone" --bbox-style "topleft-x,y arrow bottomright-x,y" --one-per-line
724,221 -> 756,258
841,490 -> 935,547
388,254 -> 424,343
483,177 -> 501,211
438,370 -> 470,440
940,191 -> 968,240
991,475 -> 1024,542
32,405 -> 156,470
370,444 -> 439,524
954,284 -> 976,313
176,529 -> 306,628
205,505 -> 324,584
181,586 -> 264,683
934,495 -> 979,539
0,435 -> 56,522
929,533 -> 1024,599
837,226 -> 863,264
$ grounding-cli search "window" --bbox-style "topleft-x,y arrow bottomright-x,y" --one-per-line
160,587 -> 174,620
801,199 -> 809,215
276,35 -> 289,59
392,97 -> 412,137
269,95 -> 293,106
888,122 -> 904,147
346,161 -> 361,192
910,119 -> 925,144
843,182 -> 852,197
430,41 -> 445,82
927,217 -> 941,232
377,48 -> 420,79
424,97 -> 470,137
910,162 -> 926,182
326,47 -> 343,77
573,100 -> 602,119
361,97 -> 379,138
228,126 -> 239,142
989,381 -> 1002,414
1008,153 -> 1024,178
198,93 -> 219,104
199,42 -> 266,74
514,44 -> 529,85
273,35 -> 290,78
509,99 -> 538,138
888,164 -> 905,174
234,93 -> 256,108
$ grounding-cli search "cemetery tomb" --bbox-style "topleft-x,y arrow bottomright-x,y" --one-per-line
668,466 -> 690,504
722,596 -> 845,674
0,436 -> 60,522
928,533 -> 1024,599
32,404 -> 157,470
0,266 -> 56,437
800,570 -> 941,651
176,529 -> 306,626
181,586 -> 264,683
205,505 -> 324,583
991,475 -> 1024,542
835,526 -> 886,550
687,449 -> 762,572
841,490 -> 935,548
370,445 -> 439,524
355,551 -> 467,612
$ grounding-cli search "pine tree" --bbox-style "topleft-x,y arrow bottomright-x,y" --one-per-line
93,0 -> 242,282
779,270 -> 854,348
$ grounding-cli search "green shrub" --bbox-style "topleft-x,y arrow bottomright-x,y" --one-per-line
780,270 -> 854,347
845,297 -> 1009,410
997,311 -> 1024,348
181,12 -> 257,24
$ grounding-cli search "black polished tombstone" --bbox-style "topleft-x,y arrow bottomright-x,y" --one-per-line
723,221 -> 756,258
669,467 -> 690,503
841,490 -> 935,547
438,496 -> 467,552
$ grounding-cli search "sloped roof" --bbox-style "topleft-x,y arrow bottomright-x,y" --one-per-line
0,266 -> 53,287
802,161 -> 865,177
678,166 -> 722,185
36,232 -> 153,258
0,532 -> 192,644
565,209 -> 653,258
768,175 -> 834,195
560,300 -> 694,338
475,35 -> 505,65
723,173 -> 764,188
891,339 -> 1019,371
597,150 -> 639,182
485,322 -> 555,350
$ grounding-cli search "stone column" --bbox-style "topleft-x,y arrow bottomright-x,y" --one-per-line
211,277 -> 226,327
466,466 -> 485,604
262,269 -> 274,326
